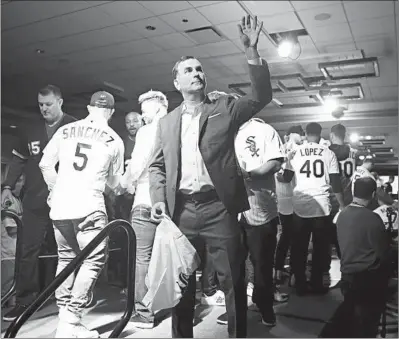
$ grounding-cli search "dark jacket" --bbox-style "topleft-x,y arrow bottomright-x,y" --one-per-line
4,114 -> 76,211
148,60 -> 272,216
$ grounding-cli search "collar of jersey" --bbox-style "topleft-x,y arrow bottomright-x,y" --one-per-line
238,117 -> 265,131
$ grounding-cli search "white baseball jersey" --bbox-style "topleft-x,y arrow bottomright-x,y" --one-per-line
351,165 -> 380,194
330,146 -> 358,211
374,205 -> 398,230
235,119 -> 284,225
275,142 -> 299,216
288,141 -> 340,218
338,147 -> 358,205
40,116 -> 124,220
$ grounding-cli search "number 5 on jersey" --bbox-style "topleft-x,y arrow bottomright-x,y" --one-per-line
74,142 -> 92,171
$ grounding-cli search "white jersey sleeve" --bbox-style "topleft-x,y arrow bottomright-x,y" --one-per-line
106,138 -> 125,189
326,149 -> 340,175
39,128 -> 63,191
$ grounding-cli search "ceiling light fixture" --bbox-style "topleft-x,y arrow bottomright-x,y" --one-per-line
145,25 -> 156,31
278,40 -> 294,58
350,133 -> 359,143
324,97 -> 338,112
35,48 -> 45,54
276,34 -> 301,60
9,125 -> 17,129
314,13 -> 331,21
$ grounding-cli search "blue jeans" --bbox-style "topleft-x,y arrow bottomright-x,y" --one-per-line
131,205 -> 157,321
53,211 -> 108,323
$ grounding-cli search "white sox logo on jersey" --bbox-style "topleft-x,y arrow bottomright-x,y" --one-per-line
245,136 -> 260,157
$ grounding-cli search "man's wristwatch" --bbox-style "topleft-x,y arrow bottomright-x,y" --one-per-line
2,185 -> 12,191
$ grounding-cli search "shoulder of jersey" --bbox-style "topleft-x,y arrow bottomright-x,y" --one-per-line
64,113 -> 78,123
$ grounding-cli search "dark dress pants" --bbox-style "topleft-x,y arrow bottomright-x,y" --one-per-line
275,213 -> 294,271
172,194 -> 247,338
241,217 -> 278,315
291,214 -> 332,288
16,207 -> 56,305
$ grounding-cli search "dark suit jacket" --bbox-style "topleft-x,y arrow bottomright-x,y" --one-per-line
148,60 -> 273,217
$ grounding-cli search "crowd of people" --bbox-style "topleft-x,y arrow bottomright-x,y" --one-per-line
1,13 -> 398,339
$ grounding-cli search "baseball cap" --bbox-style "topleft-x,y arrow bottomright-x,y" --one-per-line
286,125 -> 304,136
90,91 -> 115,109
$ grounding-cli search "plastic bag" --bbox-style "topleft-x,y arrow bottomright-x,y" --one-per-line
142,215 -> 201,312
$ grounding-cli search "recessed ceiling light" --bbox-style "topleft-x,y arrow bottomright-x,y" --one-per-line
314,13 -> 331,21
35,48 -> 45,54
182,18 -> 188,23
9,125 -> 17,128
145,25 -> 156,31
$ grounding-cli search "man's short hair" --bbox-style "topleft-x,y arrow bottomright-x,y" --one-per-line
306,122 -> 322,137
363,157 -> 375,165
286,125 -> 304,136
172,56 -> 196,79
125,111 -> 141,118
331,124 -> 346,140
138,90 -> 168,109
354,177 -> 377,200
38,84 -> 62,98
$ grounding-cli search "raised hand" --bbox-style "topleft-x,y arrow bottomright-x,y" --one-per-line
237,15 -> 263,49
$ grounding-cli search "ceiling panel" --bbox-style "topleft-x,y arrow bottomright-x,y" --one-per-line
200,40 -> 241,57
349,16 -> 395,41
315,41 -> 357,54
188,1 -> 224,7
305,22 -> 353,44
366,57 -> 398,87
259,11 -> 303,34
297,35 -> 319,57
141,51 -> 180,66
217,54 -> 246,67
242,1 -> 294,16
344,1 -> 395,22
290,1 -> 338,11
64,6 -> 122,30
1,12 -> 96,49
369,85 -> 398,101
170,45 -> 213,58
216,21 -> 241,40
1,0 -> 93,30
112,55 -> 155,70
139,1 -> 193,15
355,37 -> 397,58
159,8 -> 211,31
196,2 -> 245,25
123,17 -> 176,38
297,4 -> 347,29
148,32 -> 196,50
95,1 -> 154,24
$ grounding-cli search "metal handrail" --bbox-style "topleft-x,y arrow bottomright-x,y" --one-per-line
1,210 -> 22,307
5,219 -> 136,338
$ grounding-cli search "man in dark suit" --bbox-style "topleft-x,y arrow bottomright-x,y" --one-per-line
148,15 -> 272,338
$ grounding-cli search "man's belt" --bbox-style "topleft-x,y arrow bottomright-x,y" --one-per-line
178,189 -> 219,203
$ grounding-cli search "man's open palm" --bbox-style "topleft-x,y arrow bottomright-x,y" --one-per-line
238,15 -> 263,49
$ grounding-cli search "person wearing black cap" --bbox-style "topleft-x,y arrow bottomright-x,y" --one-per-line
39,91 -> 125,338
1,85 -> 76,322
336,177 -> 391,338
282,122 -> 345,295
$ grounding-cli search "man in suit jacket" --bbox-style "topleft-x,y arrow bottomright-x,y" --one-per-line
148,15 -> 272,338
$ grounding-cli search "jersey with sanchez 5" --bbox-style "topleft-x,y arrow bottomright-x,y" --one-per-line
39,117 -> 124,220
